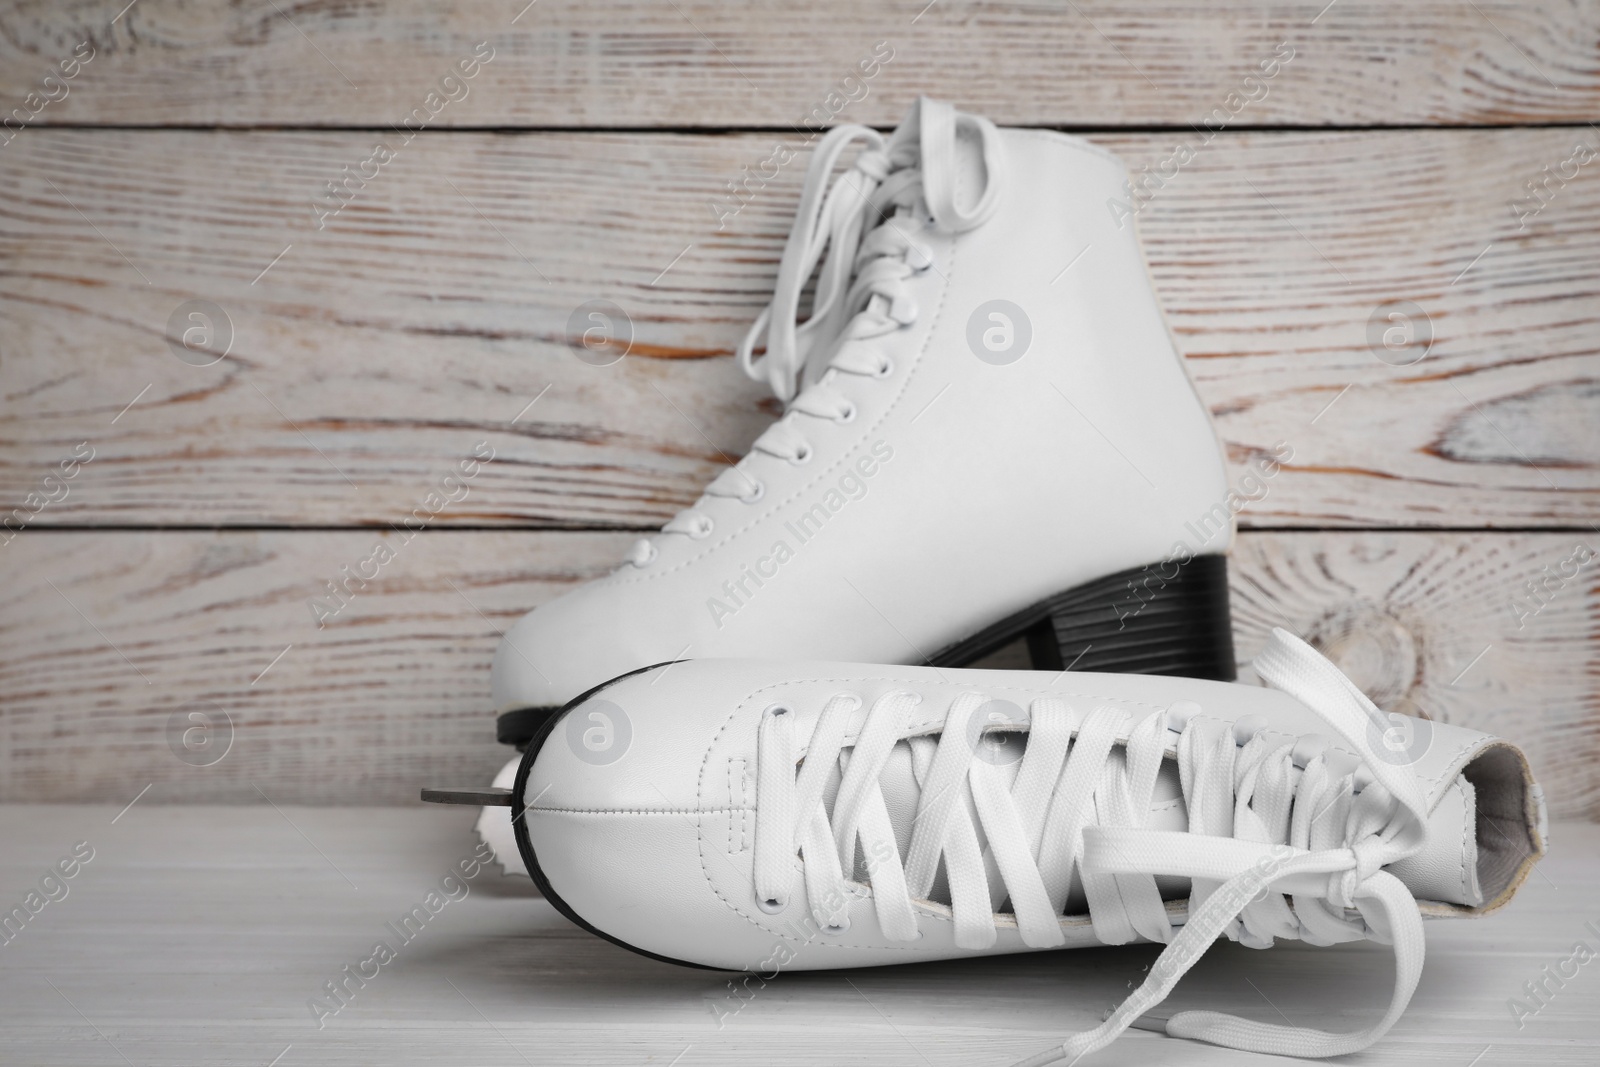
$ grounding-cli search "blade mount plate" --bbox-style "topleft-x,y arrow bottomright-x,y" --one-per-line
421,786 -> 513,806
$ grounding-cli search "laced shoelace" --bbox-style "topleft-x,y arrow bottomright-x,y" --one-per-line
623,98 -> 1006,568
752,629 -> 1432,1063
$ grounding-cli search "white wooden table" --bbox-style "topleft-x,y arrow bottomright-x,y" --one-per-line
2,804 -> 1594,1066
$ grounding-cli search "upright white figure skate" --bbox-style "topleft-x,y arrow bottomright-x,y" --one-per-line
474,97 -> 1242,872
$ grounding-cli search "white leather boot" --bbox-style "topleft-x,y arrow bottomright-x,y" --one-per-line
505,630 -> 1545,1063
480,97 -> 1238,871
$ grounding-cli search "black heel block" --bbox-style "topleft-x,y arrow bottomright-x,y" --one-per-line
928,554 -> 1237,682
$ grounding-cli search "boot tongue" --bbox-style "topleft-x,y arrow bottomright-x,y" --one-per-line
836,735 -> 1484,910
885,98 -> 993,226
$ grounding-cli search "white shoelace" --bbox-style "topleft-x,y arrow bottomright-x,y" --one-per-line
752,629 -> 1432,1062
624,98 -> 1005,568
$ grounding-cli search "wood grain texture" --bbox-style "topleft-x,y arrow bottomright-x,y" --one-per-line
0,805 -> 1593,1065
2,1 -> 1599,127
3,128 -> 1597,528
2,529 -> 1594,815
1227,532 -> 1600,819
0,529 -> 631,806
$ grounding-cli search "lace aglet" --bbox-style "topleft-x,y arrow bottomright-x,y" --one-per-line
1122,1010 -> 1172,1034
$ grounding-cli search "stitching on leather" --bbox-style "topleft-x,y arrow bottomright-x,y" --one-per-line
1418,735 -> 1482,793
656,805 -> 897,952
741,763 -> 752,852
692,824 -> 934,955
726,758 -> 736,854
695,683 -> 798,939
729,757 -> 749,853
738,763 -> 747,852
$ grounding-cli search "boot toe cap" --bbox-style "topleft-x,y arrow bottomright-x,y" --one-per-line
490,581 -> 650,711
516,670 -> 785,968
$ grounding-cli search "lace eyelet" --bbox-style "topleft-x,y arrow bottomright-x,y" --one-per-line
689,516 -> 715,540
822,917 -> 851,934
765,705 -> 790,718
1232,714 -> 1269,745
1292,733 -> 1332,769
834,403 -> 858,424
1165,700 -> 1201,731
739,480 -> 766,504
873,358 -> 894,380
758,897 -> 787,915
789,443 -> 814,465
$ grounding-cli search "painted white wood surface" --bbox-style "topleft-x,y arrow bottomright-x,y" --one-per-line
1,530 -> 1593,816
2,129 -> 1596,527
2,1 -> 1598,127
0,804 -> 1593,1066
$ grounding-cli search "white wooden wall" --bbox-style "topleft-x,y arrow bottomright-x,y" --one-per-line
1,1 -> 1597,814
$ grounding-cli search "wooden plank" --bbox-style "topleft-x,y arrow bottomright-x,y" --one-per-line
2,1 -> 1598,128
3,128 -> 1597,528
2,804 -> 1594,1064
1,529 -> 1593,815
0,529 -> 629,807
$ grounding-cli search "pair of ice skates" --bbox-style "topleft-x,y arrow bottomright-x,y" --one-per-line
427,98 -> 1545,1063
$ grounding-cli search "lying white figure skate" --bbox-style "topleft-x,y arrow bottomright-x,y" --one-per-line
503,630 -> 1546,1062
